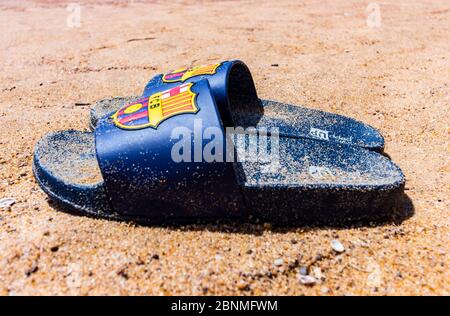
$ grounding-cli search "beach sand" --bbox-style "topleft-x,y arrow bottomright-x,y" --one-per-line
0,0 -> 448,295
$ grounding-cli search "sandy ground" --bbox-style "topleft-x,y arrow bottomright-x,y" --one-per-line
0,0 -> 448,296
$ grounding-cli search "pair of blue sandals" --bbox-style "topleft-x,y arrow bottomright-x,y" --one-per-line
33,60 -> 405,224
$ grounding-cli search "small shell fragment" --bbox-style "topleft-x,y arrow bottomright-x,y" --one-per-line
0,197 -> 15,209
274,259 -> 284,266
331,239 -> 345,253
298,274 -> 317,285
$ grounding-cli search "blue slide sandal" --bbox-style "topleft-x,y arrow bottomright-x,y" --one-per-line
34,80 -> 404,224
90,60 -> 385,151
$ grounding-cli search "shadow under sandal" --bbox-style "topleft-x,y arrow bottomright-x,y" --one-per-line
34,79 -> 405,224
90,60 -> 386,152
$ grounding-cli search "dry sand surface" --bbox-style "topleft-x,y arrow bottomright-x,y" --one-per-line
0,0 -> 449,295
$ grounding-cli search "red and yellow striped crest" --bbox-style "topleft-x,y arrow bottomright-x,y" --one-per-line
112,83 -> 198,130
162,63 -> 221,83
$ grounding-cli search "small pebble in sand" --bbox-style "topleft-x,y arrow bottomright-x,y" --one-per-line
0,198 -> 15,209
312,267 -> 324,280
274,259 -> 284,266
331,239 -> 345,253
299,266 -> 308,276
298,274 -> 316,286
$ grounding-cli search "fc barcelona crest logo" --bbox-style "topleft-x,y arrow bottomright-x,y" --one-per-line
112,83 -> 198,130
162,63 -> 221,83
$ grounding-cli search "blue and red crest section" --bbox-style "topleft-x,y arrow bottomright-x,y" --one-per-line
112,83 -> 199,130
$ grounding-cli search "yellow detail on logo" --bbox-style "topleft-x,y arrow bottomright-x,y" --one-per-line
162,63 -> 221,83
123,103 -> 143,114
112,83 -> 198,130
